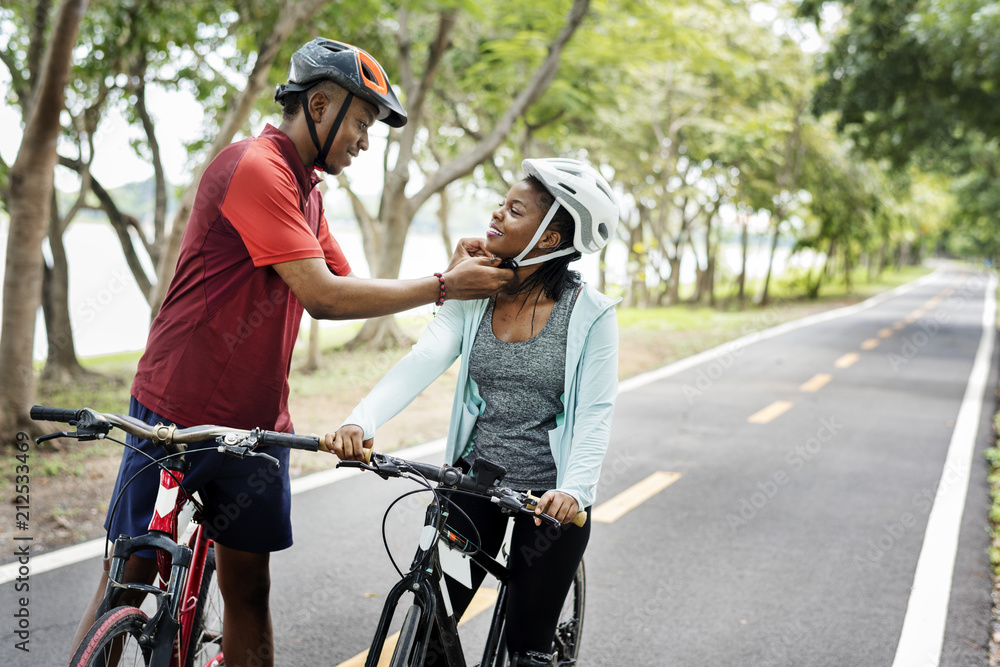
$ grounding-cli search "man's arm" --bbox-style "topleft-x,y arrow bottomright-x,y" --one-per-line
273,240 -> 512,320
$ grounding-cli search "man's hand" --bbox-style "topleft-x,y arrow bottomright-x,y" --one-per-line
443,256 -> 513,300
323,425 -> 371,462
447,237 -> 495,272
533,491 -> 580,526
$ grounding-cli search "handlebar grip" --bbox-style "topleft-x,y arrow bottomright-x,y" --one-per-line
30,405 -> 83,423
258,431 -> 320,452
525,493 -> 589,528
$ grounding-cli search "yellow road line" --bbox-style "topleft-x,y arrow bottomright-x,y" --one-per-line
834,352 -> 859,368
893,321 -> 906,330
877,328 -> 893,339
747,400 -> 794,424
336,588 -> 499,667
799,373 -> 833,393
592,471 -> 682,524
860,338 -> 879,350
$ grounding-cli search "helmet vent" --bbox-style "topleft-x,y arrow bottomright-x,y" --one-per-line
595,180 -> 614,201
598,222 -> 609,240
558,182 -> 577,195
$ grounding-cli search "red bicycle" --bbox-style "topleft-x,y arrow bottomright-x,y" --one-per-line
31,405 -> 320,667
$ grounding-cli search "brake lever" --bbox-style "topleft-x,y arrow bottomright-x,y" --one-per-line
215,440 -> 280,468
35,431 -> 77,444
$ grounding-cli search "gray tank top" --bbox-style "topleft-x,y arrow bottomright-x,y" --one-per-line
466,280 -> 580,490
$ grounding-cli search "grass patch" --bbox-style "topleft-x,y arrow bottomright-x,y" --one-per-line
986,279 -> 1000,577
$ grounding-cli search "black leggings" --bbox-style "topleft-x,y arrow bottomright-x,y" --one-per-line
422,490 -> 590,664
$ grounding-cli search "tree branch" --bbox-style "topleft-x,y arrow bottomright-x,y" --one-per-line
409,0 -> 591,216
60,155 -> 155,300
131,58 -> 167,264
336,172 -> 379,269
387,9 -> 459,203
26,0 -> 53,110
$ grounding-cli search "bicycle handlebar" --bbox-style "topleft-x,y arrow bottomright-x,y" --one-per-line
30,405 -> 320,453
340,451 -> 587,527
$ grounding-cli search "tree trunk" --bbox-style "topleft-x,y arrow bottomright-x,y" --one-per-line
0,0 -> 87,438
738,221 -> 748,309
303,316 -> 321,373
41,200 -> 88,383
666,255 -> 681,305
437,189 -> 453,264
597,243 -> 608,294
760,218 -> 781,307
349,207 -> 413,350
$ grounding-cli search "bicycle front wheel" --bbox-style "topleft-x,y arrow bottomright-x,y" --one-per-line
186,546 -> 225,667
552,561 -> 585,665
70,606 -> 151,667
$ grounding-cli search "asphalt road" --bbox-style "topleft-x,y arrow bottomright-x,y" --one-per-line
3,265 -> 997,667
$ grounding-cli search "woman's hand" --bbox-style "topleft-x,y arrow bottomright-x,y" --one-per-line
322,425 -> 371,462
533,491 -> 579,526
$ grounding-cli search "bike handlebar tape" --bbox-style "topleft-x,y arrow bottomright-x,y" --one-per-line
30,406 -> 82,423
259,431 -> 321,452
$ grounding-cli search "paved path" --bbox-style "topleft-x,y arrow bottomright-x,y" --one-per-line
3,266 -> 996,666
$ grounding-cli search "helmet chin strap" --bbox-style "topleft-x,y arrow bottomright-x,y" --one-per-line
509,202 -> 576,267
301,90 -> 354,174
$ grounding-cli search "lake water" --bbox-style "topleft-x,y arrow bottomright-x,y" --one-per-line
0,218 -> 813,359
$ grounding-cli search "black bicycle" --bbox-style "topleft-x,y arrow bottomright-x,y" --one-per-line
338,451 -> 587,667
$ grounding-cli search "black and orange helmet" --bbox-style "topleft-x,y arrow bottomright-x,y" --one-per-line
275,38 -> 407,128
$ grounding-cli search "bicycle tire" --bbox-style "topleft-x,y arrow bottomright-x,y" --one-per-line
389,603 -> 422,667
70,606 -> 151,667
552,561 -> 586,665
186,546 -> 225,667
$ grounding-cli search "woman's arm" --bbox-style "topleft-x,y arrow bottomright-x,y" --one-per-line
557,307 -> 619,509
327,300 -> 468,458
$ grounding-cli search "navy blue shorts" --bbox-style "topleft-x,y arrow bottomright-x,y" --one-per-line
104,397 -> 293,555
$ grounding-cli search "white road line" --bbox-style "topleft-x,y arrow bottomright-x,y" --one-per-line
0,269 -> 944,584
891,271 -> 997,667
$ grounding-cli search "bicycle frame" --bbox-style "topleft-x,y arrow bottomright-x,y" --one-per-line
365,497 -> 513,667
97,456 -> 215,667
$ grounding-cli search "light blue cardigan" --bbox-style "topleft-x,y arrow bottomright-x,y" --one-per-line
343,283 -> 620,509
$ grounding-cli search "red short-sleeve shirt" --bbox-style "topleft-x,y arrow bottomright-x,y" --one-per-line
132,124 -> 350,432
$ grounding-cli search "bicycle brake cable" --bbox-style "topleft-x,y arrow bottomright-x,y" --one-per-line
103,442 -> 223,560
381,487 -> 435,577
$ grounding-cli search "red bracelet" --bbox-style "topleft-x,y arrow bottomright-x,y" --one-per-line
434,272 -> 446,306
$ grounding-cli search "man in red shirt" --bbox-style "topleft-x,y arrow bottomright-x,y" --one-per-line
71,38 -> 511,667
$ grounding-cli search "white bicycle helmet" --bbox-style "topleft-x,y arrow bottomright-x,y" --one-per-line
512,158 -> 619,267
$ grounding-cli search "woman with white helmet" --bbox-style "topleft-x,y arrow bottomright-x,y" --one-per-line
328,158 -> 620,666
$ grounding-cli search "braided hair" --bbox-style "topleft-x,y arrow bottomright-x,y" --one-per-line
504,175 -> 582,301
